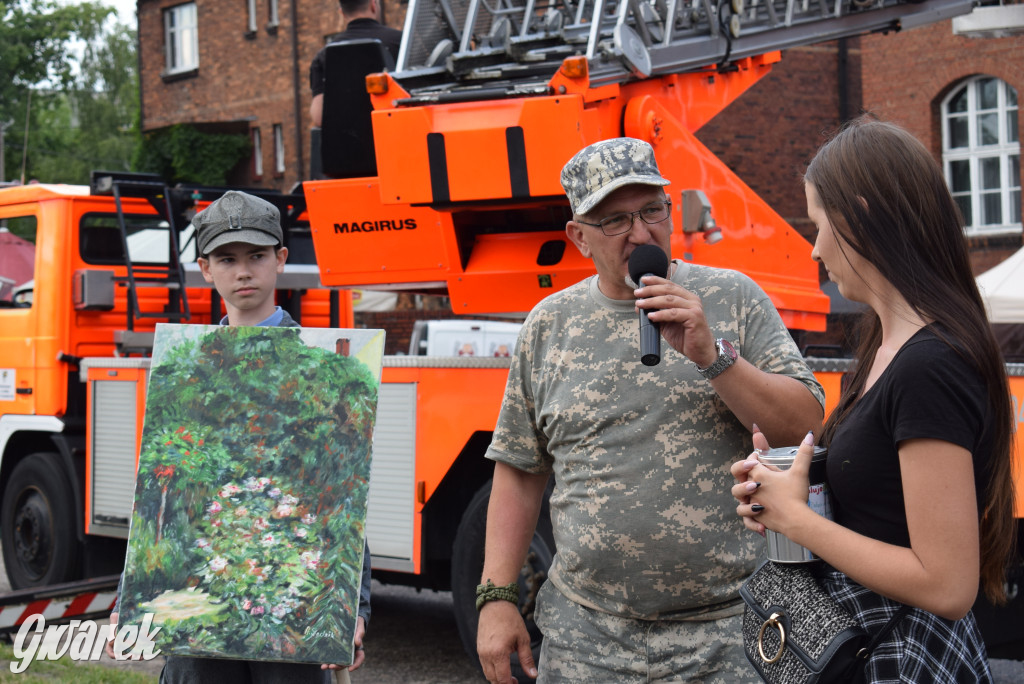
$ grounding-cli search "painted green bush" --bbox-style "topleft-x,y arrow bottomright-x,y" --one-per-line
118,325 -> 383,664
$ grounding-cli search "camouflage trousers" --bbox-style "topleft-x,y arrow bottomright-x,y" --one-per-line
534,581 -> 760,683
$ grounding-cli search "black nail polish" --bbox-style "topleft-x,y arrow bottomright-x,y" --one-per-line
751,504 -> 765,513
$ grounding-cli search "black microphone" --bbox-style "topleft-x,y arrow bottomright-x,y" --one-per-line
628,245 -> 669,366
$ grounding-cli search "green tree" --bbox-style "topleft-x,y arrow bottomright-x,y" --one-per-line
27,23 -> 141,182
0,1 -> 133,183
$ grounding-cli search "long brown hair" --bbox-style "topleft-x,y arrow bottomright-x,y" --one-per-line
807,116 -> 1016,604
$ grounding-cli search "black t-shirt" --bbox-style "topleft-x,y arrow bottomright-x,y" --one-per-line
309,18 -> 402,96
826,327 -> 992,548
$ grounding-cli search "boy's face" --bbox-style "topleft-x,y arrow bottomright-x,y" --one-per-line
197,242 -> 288,322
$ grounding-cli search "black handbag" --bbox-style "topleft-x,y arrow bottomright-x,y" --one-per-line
739,560 -> 908,684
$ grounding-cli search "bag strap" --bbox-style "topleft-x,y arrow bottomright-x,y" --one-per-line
855,604 -> 911,660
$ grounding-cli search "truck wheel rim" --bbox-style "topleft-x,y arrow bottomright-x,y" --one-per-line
13,488 -> 53,579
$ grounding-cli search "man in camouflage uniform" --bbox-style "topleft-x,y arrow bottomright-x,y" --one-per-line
475,138 -> 825,683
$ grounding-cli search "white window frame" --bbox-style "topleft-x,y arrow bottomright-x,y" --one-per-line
942,75 -> 1021,236
273,124 -> 286,175
268,0 -> 280,28
252,128 -> 264,179
246,0 -> 258,33
164,3 -> 199,74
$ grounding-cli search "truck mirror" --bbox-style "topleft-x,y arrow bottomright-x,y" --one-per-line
73,270 -> 115,311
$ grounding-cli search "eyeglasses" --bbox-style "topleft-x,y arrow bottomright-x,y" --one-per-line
575,200 -> 672,236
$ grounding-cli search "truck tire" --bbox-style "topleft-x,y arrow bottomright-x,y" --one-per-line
451,481 -> 553,683
1,453 -> 82,589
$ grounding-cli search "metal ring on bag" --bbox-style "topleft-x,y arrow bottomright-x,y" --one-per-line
757,612 -> 786,663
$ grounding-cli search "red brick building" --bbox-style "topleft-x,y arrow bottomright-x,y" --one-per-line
861,18 -> 1024,272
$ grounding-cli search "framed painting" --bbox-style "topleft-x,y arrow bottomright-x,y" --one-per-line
116,324 -> 384,665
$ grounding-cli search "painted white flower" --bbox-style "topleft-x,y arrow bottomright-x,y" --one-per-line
280,494 -> 299,505
274,504 -> 293,517
219,483 -> 241,497
267,487 -> 282,499
271,604 -> 288,619
294,527 -> 308,539
260,533 -> 275,546
244,477 -> 269,492
301,513 -> 316,525
300,551 -> 320,570
207,501 -> 222,514
209,557 -> 228,572
196,538 -> 210,550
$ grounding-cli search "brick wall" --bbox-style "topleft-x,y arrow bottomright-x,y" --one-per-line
696,40 -> 862,245
353,309 -> 452,355
860,21 -> 1024,155
859,20 -> 1024,272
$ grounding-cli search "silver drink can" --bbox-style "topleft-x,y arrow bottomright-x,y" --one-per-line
758,445 -> 831,563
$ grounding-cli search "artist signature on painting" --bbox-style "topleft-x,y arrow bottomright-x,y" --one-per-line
303,627 -> 338,639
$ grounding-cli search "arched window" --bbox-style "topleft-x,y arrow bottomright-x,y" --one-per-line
942,76 -> 1021,235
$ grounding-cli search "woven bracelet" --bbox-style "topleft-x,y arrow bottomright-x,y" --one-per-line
475,580 -> 520,611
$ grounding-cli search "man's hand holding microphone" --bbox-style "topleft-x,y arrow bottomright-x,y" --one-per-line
629,245 -> 719,369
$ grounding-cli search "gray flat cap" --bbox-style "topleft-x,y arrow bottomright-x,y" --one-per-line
193,191 -> 283,256
560,138 -> 670,216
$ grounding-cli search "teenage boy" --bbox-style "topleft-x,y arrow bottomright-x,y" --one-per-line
108,191 -> 371,683
195,190 -> 294,327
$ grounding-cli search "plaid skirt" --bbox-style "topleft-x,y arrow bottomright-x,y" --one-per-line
817,566 -> 992,683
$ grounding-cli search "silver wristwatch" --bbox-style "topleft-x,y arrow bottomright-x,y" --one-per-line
695,338 -> 737,380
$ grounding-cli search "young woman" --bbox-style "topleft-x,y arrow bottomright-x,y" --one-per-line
731,117 -> 1016,682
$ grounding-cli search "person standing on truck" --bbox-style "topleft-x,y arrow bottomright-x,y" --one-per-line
475,138 -> 825,683
107,191 -> 372,683
309,0 -> 402,128
731,118 -> 1016,682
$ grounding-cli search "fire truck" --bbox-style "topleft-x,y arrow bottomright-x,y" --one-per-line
0,0 -> 1020,674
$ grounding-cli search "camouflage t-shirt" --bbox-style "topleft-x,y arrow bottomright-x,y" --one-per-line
486,262 -> 824,620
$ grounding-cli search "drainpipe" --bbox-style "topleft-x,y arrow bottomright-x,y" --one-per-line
135,3 -> 145,146
838,37 -> 849,124
290,0 -> 306,184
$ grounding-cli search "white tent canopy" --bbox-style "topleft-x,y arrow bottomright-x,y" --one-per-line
976,246 -> 1024,324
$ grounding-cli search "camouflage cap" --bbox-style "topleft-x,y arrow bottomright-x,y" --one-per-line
560,138 -> 671,216
193,191 -> 283,256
